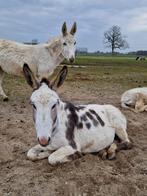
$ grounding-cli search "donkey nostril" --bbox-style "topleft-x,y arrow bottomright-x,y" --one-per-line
48,137 -> 51,142
38,137 -> 50,147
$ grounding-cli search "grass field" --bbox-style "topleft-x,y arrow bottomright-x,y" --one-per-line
63,56 -> 147,98
3,56 -> 147,102
1,56 -> 147,196
64,55 -> 147,66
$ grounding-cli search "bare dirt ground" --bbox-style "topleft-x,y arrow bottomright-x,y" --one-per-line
0,66 -> 147,196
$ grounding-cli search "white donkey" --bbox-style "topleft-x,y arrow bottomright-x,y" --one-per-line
0,22 -> 77,101
121,87 -> 147,113
23,63 -> 132,165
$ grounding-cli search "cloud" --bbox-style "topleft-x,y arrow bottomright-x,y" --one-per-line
0,0 -> 147,51
125,8 -> 147,32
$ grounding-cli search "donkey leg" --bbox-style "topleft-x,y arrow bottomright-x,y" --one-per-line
27,144 -> 52,161
115,127 -> 130,142
99,143 -> 117,160
115,127 -> 133,150
98,148 -> 108,160
144,105 -> 147,112
121,102 -> 138,113
48,145 -> 76,165
107,143 -> 117,160
0,68 -> 8,101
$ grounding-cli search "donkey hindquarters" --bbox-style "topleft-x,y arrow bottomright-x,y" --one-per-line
104,105 -> 133,159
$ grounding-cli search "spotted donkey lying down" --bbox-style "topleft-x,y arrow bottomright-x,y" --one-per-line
23,63 -> 132,165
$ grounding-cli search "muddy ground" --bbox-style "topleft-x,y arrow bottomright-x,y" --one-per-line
0,66 -> 147,196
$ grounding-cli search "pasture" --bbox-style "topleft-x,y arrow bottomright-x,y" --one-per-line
0,56 -> 147,196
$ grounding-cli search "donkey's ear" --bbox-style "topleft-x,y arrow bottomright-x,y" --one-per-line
62,22 -> 67,36
51,66 -> 68,89
70,22 -> 77,35
23,63 -> 38,89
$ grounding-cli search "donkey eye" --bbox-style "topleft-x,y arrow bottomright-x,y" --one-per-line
74,41 -> 76,45
51,104 -> 56,110
32,104 -> 36,110
63,42 -> 67,46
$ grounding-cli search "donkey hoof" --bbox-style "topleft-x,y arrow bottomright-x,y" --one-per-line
126,142 -> 133,149
98,149 -> 107,160
107,152 -> 116,160
117,141 -> 133,151
3,97 -> 9,102
101,152 -> 107,160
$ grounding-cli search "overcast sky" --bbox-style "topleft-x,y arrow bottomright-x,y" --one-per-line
0,0 -> 147,52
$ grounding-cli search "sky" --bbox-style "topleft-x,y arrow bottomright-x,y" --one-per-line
0,0 -> 147,52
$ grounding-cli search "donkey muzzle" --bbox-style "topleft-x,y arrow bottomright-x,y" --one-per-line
69,57 -> 75,63
38,137 -> 50,147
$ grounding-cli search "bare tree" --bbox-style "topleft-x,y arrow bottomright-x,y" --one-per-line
103,25 -> 129,54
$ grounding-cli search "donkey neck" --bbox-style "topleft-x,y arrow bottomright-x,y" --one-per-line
51,100 -> 67,136
56,101 -> 79,129
55,52 -> 64,65
48,37 -> 65,65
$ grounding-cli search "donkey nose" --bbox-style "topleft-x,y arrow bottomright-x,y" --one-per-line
38,137 -> 50,147
69,57 -> 75,63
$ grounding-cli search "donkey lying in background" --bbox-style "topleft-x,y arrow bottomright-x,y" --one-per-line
23,63 -> 132,165
121,87 -> 147,113
0,22 -> 77,100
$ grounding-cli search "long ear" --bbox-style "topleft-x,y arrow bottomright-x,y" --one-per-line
62,22 -> 67,36
23,63 -> 39,89
70,22 -> 77,35
51,66 -> 68,89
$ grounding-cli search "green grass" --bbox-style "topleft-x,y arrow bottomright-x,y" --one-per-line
64,55 -> 147,66
66,64 -> 147,89
63,56 -> 147,98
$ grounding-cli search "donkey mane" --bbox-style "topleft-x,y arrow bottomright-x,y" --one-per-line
40,78 -> 50,86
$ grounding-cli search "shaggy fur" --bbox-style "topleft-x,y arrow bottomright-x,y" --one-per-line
121,87 -> 147,113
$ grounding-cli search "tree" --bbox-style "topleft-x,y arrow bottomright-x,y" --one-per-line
103,25 -> 129,54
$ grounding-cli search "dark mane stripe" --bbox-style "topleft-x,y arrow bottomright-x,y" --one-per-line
41,78 -> 50,86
